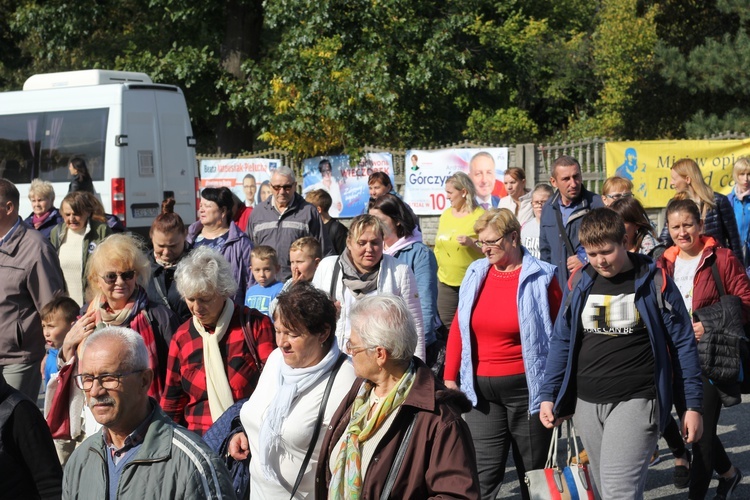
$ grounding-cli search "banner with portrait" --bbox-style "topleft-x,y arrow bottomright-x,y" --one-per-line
403,148 -> 509,215
605,140 -> 750,208
302,153 -> 394,218
199,158 -> 280,207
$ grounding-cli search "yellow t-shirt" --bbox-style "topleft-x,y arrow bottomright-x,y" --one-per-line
434,207 -> 485,286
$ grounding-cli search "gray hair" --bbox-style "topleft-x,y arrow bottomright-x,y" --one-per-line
272,165 -> 296,183
29,178 -> 56,203
350,294 -> 417,362
175,246 -> 239,299
80,326 -> 149,371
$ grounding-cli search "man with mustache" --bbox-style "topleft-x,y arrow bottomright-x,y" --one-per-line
62,327 -> 236,499
539,155 -> 605,283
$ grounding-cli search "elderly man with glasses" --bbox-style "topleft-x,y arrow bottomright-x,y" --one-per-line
247,166 -> 333,280
63,326 -> 236,500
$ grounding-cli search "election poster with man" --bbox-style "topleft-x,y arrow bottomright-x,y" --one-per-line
199,158 -> 280,207
302,152 -> 394,218
605,140 -> 750,208
404,148 -> 509,215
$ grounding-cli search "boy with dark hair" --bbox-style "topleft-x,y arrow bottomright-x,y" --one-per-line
306,189 -> 348,255
539,207 -> 703,499
245,245 -> 284,318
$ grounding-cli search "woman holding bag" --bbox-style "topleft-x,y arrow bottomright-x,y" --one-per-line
228,282 -> 357,499
658,197 -> 750,499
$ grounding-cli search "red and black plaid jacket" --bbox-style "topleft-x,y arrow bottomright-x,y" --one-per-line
160,305 -> 275,435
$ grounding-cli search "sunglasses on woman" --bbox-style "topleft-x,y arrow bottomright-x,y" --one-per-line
100,270 -> 137,284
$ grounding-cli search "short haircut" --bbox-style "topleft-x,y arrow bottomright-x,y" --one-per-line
347,214 -> 386,243
243,174 -> 256,182
666,196 -> 702,224
579,208 -> 626,248
504,167 -> 526,182
80,326 -> 149,372
318,159 -> 332,172
446,171 -> 478,212
272,165 -> 296,183
305,189 -> 332,212
551,155 -> 581,178
175,246 -> 238,299
734,157 -> 750,181
350,295 -> 417,362
532,183 -> 555,197
29,178 -> 56,204
290,236 -> 323,260
368,171 -> 392,189
200,187 -> 234,224
0,179 -> 20,208
251,245 -> 279,267
273,281 -> 336,348
87,234 -> 152,295
469,151 -> 495,170
150,198 -> 187,237
41,295 -> 80,324
474,208 -> 521,238
602,176 -> 633,195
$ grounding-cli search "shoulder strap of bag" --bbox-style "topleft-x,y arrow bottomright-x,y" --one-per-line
240,307 -> 264,371
554,203 -> 576,256
380,410 -> 418,500
0,389 -> 24,435
329,257 -> 341,298
710,260 -> 726,297
289,352 -> 347,499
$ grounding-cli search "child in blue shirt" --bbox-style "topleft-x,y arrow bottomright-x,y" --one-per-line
41,296 -> 79,388
245,245 -> 284,318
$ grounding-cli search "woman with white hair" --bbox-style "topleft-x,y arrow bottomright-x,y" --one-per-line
312,214 -> 426,360
315,294 -> 480,499
23,178 -> 63,239
160,246 -> 275,435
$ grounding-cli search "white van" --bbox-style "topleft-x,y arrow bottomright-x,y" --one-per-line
0,69 -> 198,233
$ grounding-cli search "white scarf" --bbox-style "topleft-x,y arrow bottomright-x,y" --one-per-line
193,298 -> 235,422
258,342 -> 342,483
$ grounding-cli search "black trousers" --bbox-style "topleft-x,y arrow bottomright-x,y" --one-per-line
464,374 -> 553,500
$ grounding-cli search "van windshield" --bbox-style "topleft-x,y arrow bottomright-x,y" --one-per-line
0,108 -> 108,184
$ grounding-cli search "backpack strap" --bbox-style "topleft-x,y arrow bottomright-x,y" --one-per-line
329,257 -> 341,299
561,266 -> 586,318
0,390 -> 24,435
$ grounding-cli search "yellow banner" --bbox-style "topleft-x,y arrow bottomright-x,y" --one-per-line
605,140 -> 750,208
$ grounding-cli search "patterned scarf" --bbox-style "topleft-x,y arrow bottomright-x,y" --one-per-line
339,250 -> 380,298
89,286 -> 162,398
328,362 -> 416,499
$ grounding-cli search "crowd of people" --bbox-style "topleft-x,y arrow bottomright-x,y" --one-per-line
1,152 -> 750,499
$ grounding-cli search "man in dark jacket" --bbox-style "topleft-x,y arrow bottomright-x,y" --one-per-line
247,166 -> 332,280
0,372 -> 62,499
539,155 -> 605,284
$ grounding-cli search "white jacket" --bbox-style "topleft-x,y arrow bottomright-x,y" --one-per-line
312,254 -> 426,360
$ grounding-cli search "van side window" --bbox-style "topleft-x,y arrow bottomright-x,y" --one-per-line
0,108 -> 108,183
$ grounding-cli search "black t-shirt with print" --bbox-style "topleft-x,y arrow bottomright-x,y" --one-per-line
576,268 -> 655,404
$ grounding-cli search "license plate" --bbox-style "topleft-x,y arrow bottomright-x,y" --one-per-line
132,207 -> 159,218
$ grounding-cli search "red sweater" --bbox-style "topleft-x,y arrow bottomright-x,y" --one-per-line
445,267 -> 561,380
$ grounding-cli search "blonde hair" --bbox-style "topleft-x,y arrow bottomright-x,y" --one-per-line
290,236 -> 322,260
86,234 -> 151,297
28,179 -> 55,204
602,176 -> 633,195
474,208 -> 521,242
251,245 -> 279,267
733,157 -> 750,184
671,158 -> 715,214
446,171 -> 478,212
346,214 -> 385,243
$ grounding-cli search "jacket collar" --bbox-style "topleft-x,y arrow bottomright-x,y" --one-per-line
401,358 -> 437,413
0,217 -> 26,255
661,236 -> 717,265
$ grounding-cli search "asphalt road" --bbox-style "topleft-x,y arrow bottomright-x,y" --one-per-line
497,395 -> 750,498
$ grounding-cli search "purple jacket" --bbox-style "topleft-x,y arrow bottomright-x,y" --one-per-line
186,221 -> 254,305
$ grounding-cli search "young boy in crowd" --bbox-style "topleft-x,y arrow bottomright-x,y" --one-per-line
269,237 -> 323,317
40,296 -> 79,388
245,245 -> 284,317
538,207 -> 703,499
306,189 -> 348,255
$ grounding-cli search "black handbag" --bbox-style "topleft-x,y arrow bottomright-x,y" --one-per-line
692,262 -> 749,387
